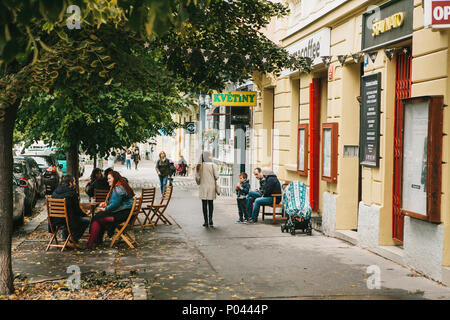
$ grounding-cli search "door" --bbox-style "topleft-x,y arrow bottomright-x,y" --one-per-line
392,50 -> 412,243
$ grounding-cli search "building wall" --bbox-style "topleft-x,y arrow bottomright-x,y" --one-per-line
253,0 -> 450,282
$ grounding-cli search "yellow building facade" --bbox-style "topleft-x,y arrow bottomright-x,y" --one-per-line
252,0 -> 450,284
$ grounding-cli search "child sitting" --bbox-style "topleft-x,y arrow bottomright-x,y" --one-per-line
236,172 -> 250,223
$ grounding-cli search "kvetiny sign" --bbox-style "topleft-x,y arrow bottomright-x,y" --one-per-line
424,0 -> 450,28
212,91 -> 257,106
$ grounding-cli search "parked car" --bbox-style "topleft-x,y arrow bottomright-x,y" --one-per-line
13,158 -> 38,216
13,177 -> 26,226
22,154 -> 63,194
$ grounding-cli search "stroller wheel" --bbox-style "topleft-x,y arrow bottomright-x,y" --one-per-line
290,227 -> 296,236
281,225 -> 285,233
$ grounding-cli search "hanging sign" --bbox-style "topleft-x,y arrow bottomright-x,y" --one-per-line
360,73 -> 381,167
362,0 -> 413,52
212,91 -> 257,106
424,0 -> 450,28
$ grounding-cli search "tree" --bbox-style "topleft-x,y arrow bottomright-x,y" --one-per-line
0,0 -> 305,295
16,23 -> 193,184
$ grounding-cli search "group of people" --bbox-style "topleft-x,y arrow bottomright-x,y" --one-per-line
50,167 -> 136,249
119,148 -> 140,170
235,167 -> 282,223
194,150 -> 282,227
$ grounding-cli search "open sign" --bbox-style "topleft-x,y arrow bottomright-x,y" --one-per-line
425,0 -> 450,28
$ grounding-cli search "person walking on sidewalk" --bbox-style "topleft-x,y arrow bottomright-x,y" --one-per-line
125,150 -> 132,170
156,151 -> 171,195
133,148 -> 140,170
236,172 -> 250,223
195,151 -> 219,228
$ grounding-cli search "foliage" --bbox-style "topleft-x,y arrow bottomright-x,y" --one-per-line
15,23 -> 193,157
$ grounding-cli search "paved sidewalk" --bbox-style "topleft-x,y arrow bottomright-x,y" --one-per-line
10,163 -> 450,299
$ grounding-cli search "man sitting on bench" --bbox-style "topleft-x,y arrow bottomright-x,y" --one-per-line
248,169 -> 282,223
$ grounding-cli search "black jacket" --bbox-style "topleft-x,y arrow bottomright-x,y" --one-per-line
257,176 -> 266,194
263,174 -> 282,204
50,185 -> 89,236
236,180 -> 250,199
86,177 -> 109,197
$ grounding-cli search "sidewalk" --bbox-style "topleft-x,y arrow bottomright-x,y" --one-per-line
9,164 -> 450,299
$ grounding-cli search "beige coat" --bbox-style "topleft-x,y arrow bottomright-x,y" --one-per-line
196,162 -> 219,200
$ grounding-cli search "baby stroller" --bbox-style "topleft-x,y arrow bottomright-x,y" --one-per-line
280,181 -> 312,236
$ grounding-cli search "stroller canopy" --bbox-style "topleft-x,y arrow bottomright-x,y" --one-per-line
282,181 -> 312,220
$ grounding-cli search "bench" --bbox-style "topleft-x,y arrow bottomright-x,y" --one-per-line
261,180 -> 290,224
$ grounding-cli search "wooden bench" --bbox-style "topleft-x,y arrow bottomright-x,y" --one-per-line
261,180 -> 290,224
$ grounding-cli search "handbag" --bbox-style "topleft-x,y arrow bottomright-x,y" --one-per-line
210,164 -> 221,196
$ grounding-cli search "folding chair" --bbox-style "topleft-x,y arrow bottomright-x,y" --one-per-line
94,189 -> 109,203
110,196 -> 143,249
135,188 -> 156,229
150,185 -> 173,226
46,197 -> 78,252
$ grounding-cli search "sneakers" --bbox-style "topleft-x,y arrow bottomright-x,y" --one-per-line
236,220 -> 244,223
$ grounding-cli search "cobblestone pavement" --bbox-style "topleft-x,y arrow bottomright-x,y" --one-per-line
10,160 -> 450,300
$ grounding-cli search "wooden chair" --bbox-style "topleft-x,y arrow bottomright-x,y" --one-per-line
94,189 -> 109,203
110,196 -> 143,249
150,185 -> 173,226
46,197 -> 78,252
135,188 -> 156,229
262,180 -> 290,224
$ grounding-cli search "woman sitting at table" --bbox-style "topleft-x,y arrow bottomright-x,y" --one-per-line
85,170 -> 134,249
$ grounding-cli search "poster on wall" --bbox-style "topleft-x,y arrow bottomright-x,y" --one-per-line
360,73 -> 381,167
323,128 -> 332,177
401,100 -> 429,216
298,128 -> 306,172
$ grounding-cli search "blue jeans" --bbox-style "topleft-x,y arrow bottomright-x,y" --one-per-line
251,197 -> 274,222
126,159 -> 131,169
159,175 -> 168,195
246,191 -> 262,220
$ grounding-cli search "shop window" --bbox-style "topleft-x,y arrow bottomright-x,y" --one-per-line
297,124 -> 308,176
321,123 -> 338,183
401,96 -> 443,224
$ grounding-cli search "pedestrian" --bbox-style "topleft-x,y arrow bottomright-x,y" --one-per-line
107,151 -> 115,169
121,149 -> 126,165
195,151 -> 219,228
133,149 -> 140,170
85,171 -> 134,249
248,168 -> 282,223
156,151 -> 171,195
179,155 -> 187,176
51,175 -> 90,244
246,167 -> 266,222
235,172 -> 250,223
125,149 -> 132,170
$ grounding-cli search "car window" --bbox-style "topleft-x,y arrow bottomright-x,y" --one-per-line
13,162 -> 24,174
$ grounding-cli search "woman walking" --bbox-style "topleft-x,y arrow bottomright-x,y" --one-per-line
195,151 -> 219,228
156,151 -> 170,195
133,149 -> 140,170
125,150 -> 132,170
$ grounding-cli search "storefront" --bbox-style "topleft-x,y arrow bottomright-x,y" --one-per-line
253,0 -> 450,284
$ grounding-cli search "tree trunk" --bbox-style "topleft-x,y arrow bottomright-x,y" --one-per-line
0,105 -> 18,295
66,142 -> 80,189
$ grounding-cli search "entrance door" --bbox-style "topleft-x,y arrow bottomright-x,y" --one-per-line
392,50 -> 412,243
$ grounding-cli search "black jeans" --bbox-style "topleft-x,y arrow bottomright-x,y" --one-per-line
237,198 -> 248,221
202,200 -> 214,224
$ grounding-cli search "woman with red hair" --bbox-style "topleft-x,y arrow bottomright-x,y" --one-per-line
85,171 -> 135,249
